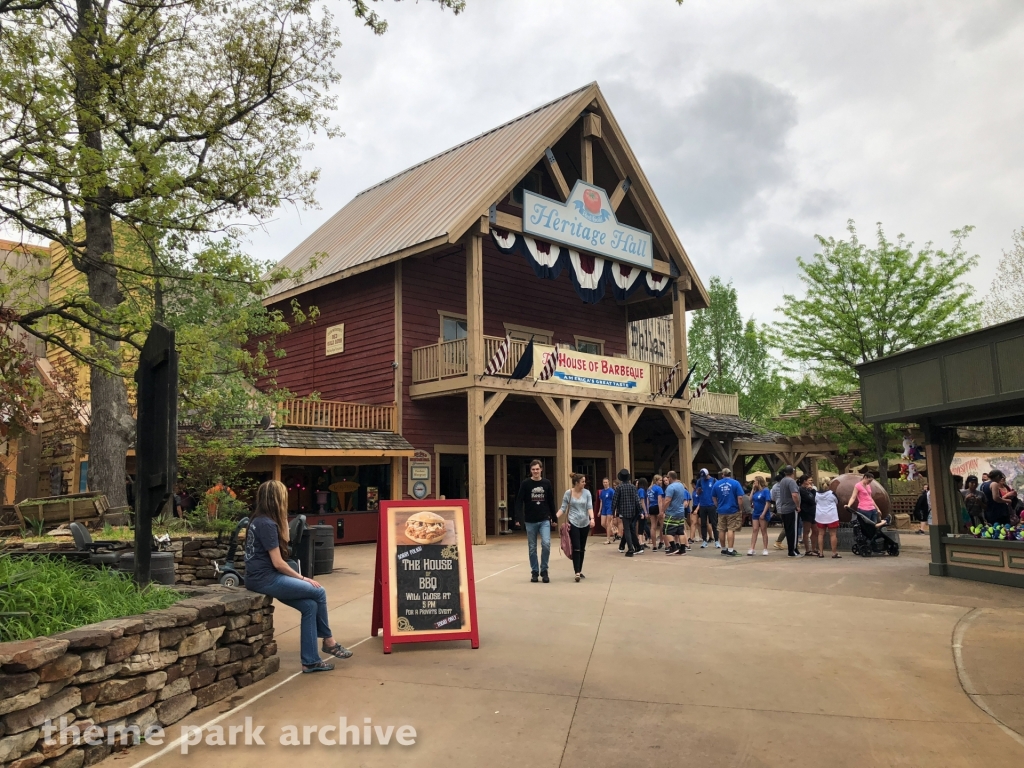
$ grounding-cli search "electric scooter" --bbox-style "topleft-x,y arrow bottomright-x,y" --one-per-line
214,516 -> 249,587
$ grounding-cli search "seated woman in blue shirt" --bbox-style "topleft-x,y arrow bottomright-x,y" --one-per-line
244,480 -> 353,673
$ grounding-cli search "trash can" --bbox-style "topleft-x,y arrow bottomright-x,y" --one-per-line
310,525 -> 335,576
118,551 -> 176,585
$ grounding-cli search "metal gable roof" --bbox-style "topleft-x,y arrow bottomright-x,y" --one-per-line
267,84 -> 594,299
266,82 -> 709,310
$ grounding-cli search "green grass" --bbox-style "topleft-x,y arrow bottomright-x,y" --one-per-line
0,556 -> 183,641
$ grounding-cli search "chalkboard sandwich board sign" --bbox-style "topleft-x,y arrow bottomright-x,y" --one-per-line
371,500 -> 480,653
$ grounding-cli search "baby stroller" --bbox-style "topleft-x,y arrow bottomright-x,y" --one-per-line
851,510 -> 900,557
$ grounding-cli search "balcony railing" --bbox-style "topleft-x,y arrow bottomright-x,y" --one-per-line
690,392 -> 739,417
410,336 -> 740,416
279,399 -> 397,432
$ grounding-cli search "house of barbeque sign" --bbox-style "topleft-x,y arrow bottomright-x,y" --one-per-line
523,180 -> 654,270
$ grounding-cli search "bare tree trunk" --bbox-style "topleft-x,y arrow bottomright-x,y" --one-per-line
872,422 -> 889,492
76,0 -> 133,507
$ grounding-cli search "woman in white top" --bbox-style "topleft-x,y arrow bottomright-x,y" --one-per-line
560,473 -> 595,582
815,481 -> 841,558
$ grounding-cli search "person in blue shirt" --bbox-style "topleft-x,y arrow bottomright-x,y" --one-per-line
599,478 -> 617,545
694,468 -> 720,549
712,468 -> 746,556
747,475 -> 773,556
647,475 -> 666,550
662,470 -> 691,555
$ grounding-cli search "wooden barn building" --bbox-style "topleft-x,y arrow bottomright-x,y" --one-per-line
263,82 -> 715,544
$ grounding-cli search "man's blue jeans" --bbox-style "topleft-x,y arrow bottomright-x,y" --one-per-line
252,573 -> 332,666
525,521 -> 551,574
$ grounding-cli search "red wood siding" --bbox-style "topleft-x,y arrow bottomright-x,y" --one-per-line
398,243 -> 626,498
263,266 -> 396,404
481,239 -> 629,354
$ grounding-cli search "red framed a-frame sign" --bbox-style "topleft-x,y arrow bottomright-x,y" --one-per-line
371,499 -> 480,653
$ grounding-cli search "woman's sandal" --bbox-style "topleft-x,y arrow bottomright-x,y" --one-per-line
832,553 -> 842,559
817,552 -> 825,558
322,642 -> 353,659
302,660 -> 334,673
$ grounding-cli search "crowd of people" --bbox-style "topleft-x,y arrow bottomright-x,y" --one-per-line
513,462 -> 896,581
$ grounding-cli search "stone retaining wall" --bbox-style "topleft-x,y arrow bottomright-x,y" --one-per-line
169,537 -> 245,585
0,586 -> 278,768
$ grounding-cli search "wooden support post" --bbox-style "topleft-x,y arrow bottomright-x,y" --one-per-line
598,403 -> 642,477
394,261 -> 403,434
465,233 -> 484,378
467,388 -> 486,545
609,178 -> 629,212
543,148 -> 571,201
493,453 -> 507,534
581,137 -> 594,184
483,391 -> 508,425
809,457 -> 819,486
465,230 -> 486,544
272,455 -> 282,483
672,283 -> 692,483
390,457 -> 402,501
538,396 -> 572,501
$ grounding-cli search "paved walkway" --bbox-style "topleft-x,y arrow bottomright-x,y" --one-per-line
109,530 -> 1024,768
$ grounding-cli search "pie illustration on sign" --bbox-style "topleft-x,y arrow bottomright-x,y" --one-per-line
582,189 -> 602,214
404,511 -> 447,544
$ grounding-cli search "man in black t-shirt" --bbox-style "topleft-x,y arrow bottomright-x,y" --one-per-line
513,459 -> 558,583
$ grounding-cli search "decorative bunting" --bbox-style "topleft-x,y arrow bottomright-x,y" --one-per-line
691,369 -> 713,400
491,228 -> 516,250
490,228 -> 671,305
645,271 -> 671,297
538,344 -> 560,381
671,363 -> 697,399
509,338 -> 535,380
523,236 -> 564,279
609,263 -> 644,301
657,362 -> 680,396
484,334 -> 511,376
567,249 -> 606,304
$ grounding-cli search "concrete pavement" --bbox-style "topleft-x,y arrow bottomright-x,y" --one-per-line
105,530 -> 1024,768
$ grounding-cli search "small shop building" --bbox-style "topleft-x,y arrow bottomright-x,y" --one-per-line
264,82 -> 715,544
859,317 -> 1024,588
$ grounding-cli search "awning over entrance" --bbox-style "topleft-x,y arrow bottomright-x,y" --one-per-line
256,427 -> 415,457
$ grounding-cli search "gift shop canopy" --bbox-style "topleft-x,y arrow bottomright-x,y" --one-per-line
858,316 -> 1024,588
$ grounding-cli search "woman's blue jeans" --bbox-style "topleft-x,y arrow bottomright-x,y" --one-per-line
253,573 -> 332,666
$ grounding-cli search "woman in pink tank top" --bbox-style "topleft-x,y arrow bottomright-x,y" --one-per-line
849,473 -> 879,520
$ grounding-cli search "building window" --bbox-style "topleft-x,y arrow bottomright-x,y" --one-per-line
503,322 -> 552,346
574,336 -> 605,356
439,312 -> 467,342
509,169 -> 545,207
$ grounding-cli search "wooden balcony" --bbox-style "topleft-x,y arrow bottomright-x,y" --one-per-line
690,392 -> 739,417
279,399 -> 397,432
410,336 -> 740,416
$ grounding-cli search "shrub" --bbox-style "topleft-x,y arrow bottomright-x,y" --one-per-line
0,555 -> 182,641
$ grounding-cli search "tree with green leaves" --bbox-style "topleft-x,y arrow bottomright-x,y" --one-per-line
0,0 -> 463,506
774,221 -> 980,485
982,226 -> 1024,327
688,276 -> 789,423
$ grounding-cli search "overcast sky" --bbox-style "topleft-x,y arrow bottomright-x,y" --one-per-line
249,0 -> 1024,325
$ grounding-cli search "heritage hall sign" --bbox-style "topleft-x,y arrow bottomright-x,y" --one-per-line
523,181 -> 654,270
